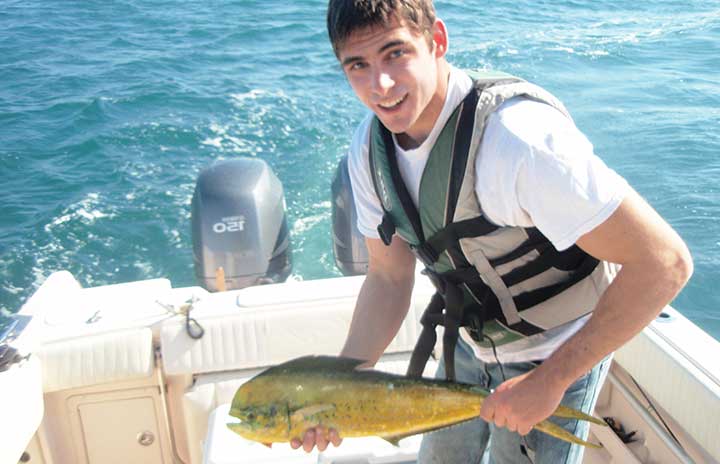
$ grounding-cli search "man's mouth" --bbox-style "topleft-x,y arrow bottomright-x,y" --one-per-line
377,94 -> 407,110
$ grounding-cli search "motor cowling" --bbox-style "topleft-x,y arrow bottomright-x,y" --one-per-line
331,155 -> 369,275
191,158 -> 291,291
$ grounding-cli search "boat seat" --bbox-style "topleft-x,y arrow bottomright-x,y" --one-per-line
160,292 -> 428,376
35,327 -> 154,392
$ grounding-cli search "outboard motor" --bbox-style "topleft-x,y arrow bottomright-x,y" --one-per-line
191,158 -> 291,291
331,155 -> 369,275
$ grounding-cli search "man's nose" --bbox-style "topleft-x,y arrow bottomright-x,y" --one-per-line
372,71 -> 395,95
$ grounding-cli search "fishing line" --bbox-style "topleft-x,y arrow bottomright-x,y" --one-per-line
629,375 -> 684,450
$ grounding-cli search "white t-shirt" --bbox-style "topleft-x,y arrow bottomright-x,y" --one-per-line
347,67 -> 628,363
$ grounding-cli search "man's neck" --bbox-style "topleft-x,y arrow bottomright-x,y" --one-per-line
396,62 -> 451,150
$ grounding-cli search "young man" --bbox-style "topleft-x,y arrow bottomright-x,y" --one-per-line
291,0 -> 693,462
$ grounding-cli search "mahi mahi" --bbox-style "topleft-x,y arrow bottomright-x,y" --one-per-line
227,355 -> 605,448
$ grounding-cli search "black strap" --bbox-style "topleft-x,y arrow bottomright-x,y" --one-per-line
501,246 -> 561,287
427,217 -> 499,261
434,267 -> 483,288
501,243 -> 595,287
412,216 -> 500,266
506,319 -> 545,337
378,123 -> 426,243
513,256 -> 600,311
405,284 -> 466,382
488,228 -> 550,267
445,88 -> 480,224
441,283 -> 465,382
368,135 -> 396,246
407,292 -> 445,379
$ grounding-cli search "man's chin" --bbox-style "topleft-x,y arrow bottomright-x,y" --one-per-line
377,117 -> 410,135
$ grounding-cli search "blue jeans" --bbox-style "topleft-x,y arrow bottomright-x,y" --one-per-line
418,338 -> 611,464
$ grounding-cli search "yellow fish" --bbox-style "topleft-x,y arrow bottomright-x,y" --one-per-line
227,355 -> 605,448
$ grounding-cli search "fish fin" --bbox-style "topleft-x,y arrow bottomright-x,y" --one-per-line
534,419 -> 603,449
256,356 -> 367,378
381,435 -> 404,447
551,404 -> 607,426
379,418 -> 478,447
291,403 -> 336,422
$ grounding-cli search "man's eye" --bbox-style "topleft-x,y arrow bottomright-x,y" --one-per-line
350,62 -> 367,71
389,49 -> 405,59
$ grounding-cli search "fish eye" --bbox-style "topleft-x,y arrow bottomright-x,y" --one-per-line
246,412 -> 256,421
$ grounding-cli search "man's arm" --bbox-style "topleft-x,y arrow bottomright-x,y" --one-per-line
292,235 -> 416,452
480,189 -> 693,435
340,236 -> 417,364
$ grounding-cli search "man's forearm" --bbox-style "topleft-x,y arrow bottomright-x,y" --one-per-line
340,269 -> 415,366
479,192 -> 693,435
537,253 -> 692,392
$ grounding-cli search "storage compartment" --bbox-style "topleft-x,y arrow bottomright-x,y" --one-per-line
67,387 -> 173,464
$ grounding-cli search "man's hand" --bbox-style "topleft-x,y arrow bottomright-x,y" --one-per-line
290,426 -> 342,452
288,239 -> 414,453
479,370 -> 564,436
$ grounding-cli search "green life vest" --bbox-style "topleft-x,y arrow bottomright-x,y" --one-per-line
368,71 -> 614,379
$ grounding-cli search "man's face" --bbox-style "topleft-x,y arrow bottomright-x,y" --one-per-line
338,17 -> 447,145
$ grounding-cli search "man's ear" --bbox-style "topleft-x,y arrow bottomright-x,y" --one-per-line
431,19 -> 448,58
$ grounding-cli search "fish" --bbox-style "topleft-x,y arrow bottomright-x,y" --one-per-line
227,355 -> 606,448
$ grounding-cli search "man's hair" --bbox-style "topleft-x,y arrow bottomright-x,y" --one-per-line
327,0 -> 436,57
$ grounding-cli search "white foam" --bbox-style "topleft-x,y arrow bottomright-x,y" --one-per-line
44,192 -> 113,231
209,123 -> 227,135
2,284 -> 24,296
229,89 -> 294,108
229,89 -> 268,102
201,137 -> 223,148
586,50 -> 610,57
76,208 -> 108,221
292,213 -> 327,235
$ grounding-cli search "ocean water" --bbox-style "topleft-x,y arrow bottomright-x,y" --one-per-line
1,1 -> 718,340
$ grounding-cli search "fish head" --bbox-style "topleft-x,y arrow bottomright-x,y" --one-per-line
226,356 -> 365,443
227,377 -> 290,443
227,402 -> 288,442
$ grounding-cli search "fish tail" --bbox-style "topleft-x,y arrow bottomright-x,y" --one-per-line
467,384 -> 603,447
551,404 -> 607,426
534,420 -> 602,449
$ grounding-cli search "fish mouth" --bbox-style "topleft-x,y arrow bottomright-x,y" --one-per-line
229,406 -> 249,421
227,407 -> 251,432
226,420 -> 252,434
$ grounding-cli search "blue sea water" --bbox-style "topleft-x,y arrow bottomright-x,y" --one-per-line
1,1 -> 719,340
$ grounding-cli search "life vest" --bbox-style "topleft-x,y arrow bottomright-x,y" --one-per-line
368,70 -> 616,380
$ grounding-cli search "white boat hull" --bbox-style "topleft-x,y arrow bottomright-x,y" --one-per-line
2,271 -> 718,464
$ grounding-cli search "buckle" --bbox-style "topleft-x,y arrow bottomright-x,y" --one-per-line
377,214 -> 395,246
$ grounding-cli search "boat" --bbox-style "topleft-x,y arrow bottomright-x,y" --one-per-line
1,158 -> 718,464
